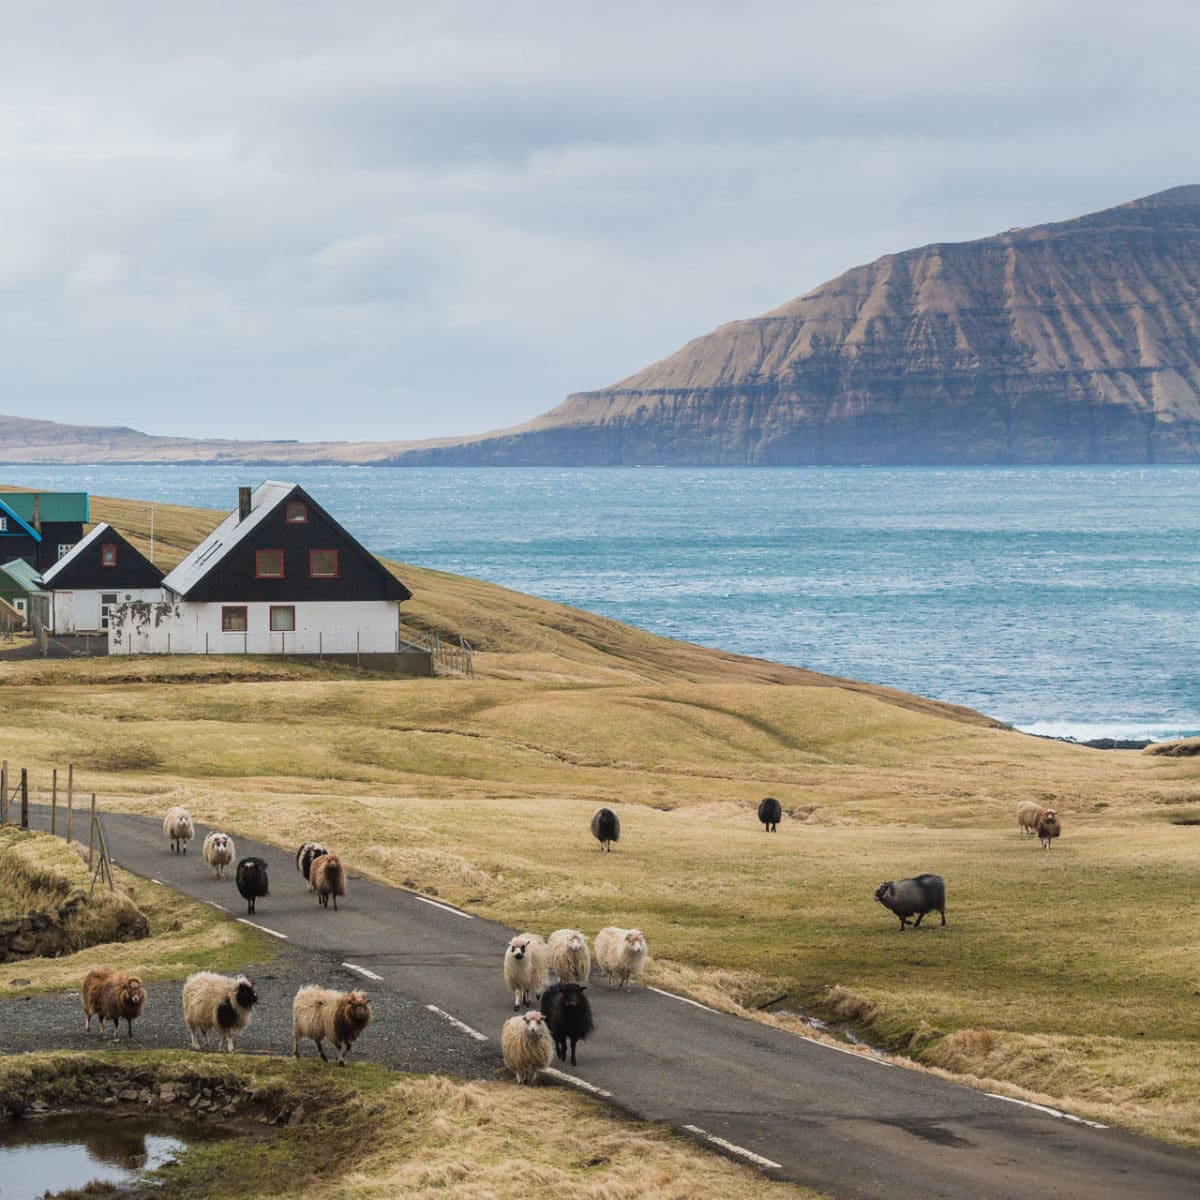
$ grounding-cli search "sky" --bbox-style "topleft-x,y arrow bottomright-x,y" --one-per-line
1,1 -> 1197,442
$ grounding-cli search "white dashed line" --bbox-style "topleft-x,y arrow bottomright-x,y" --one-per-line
543,1068 -> 612,1098
425,1005 -> 488,1041
647,987 -> 721,1014
411,894 -> 474,919
150,878 -> 165,885
342,962 -> 383,981
205,900 -> 229,912
985,1093 -> 1107,1129
799,1036 -> 896,1067
236,918 -> 289,940
683,1125 -> 782,1170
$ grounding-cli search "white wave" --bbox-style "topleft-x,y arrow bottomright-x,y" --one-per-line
1016,721 -> 1200,743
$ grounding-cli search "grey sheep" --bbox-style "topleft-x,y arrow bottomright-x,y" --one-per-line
874,874 -> 946,930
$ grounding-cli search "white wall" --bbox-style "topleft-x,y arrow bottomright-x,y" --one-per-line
50,587 -> 164,634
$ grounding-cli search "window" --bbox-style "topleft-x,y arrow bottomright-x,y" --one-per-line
100,593 -> 118,630
221,606 -> 248,632
269,605 -> 295,632
255,549 -> 284,578
286,501 -> 308,524
0,516 -> 7,531
57,543 -> 74,559
309,549 -> 338,578
100,543 -> 117,567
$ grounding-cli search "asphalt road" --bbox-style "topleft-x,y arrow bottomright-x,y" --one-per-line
12,809 -> 1200,1200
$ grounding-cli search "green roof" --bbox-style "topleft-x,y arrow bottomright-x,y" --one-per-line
0,491 -> 88,523
0,558 -> 47,594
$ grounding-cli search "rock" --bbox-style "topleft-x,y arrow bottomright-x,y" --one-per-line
287,1105 -> 306,1126
8,978 -> 31,987
7,936 -> 34,954
118,1088 -> 140,1102
159,1087 -> 179,1103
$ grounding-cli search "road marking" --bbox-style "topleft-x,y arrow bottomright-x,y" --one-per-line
342,962 -> 383,981
425,1005 -> 488,1041
411,894 -> 474,919
543,1067 -> 612,1098
985,1093 -> 1107,1129
683,1125 -> 782,1170
800,1035 -> 895,1067
647,987 -> 721,1014
236,918 -> 289,940
150,878 -> 165,885
205,900 -> 229,912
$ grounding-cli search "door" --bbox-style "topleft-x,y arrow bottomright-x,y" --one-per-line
100,593 -> 118,630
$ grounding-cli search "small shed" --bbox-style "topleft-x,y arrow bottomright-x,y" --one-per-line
0,558 -> 49,628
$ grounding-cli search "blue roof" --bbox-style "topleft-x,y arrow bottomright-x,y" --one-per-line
0,496 -> 41,541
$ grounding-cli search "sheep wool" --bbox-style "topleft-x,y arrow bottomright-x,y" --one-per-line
182,971 -> 258,1052
292,985 -> 373,1066
202,832 -> 235,879
594,926 -> 648,989
296,841 -> 330,889
81,968 -> 146,1040
503,933 -> 549,1012
1016,800 -> 1042,835
547,928 -> 591,985
501,1011 -> 553,1084
1038,809 -> 1062,850
309,854 -> 346,910
163,806 -> 194,854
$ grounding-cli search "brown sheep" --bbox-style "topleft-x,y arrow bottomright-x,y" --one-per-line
310,853 -> 346,910
81,968 -> 146,1040
292,986 -> 373,1066
1038,809 -> 1061,850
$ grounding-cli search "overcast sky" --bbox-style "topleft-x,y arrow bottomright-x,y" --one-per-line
1,1 -> 1196,441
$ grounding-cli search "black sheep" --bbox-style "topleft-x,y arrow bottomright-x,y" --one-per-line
295,841 -> 329,885
874,874 -> 946,930
590,807 -> 620,851
235,856 -> 269,916
757,796 -> 782,832
539,982 -> 594,1066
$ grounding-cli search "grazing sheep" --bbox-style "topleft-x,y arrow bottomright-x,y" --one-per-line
590,807 -> 620,851
547,928 -> 591,984
296,841 -> 330,889
235,856 -> 269,915
309,853 -> 346,910
81,968 -> 146,1040
202,832 -> 235,880
292,986 -> 372,1066
182,972 -> 258,1052
1038,809 -> 1061,850
758,796 -> 782,832
503,933 -> 549,1012
594,926 -> 648,989
163,806 -> 194,854
1016,800 -> 1042,835
539,982 -> 594,1066
501,1010 -> 553,1084
874,874 -> 946,930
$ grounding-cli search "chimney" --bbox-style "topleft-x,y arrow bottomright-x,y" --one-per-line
31,495 -> 41,533
238,486 -> 252,522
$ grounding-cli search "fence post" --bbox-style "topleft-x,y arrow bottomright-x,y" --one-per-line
167,631 -> 171,654
0,760 -> 7,825
87,794 -> 97,869
356,630 -> 361,668
319,630 -> 323,660
19,769 -> 28,829
206,632 -> 210,655
66,764 -> 74,844
51,768 -> 58,835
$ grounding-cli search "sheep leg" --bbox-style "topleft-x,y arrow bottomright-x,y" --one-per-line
569,1038 -> 577,1066
127,1018 -> 134,1039
939,908 -> 946,926
314,1038 -> 328,1062
293,1037 -> 301,1059
189,1028 -> 201,1050
332,894 -> 338,911
335,1043 -> 347,1067
913,912 -> 925,928
222,1035 -> 234,1053
513,989 -> 521,1013
84,1012 -> 92,1032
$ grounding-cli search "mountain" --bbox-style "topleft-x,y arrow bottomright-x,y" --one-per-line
4,186 -> 1200,466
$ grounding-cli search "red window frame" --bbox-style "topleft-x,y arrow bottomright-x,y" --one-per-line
255,548 -> 285,578
285,501 -> 308,524
221,606 -> 248,632
309,549 -> 339,578
100,543 -> 117,567
269,605 -> 296,632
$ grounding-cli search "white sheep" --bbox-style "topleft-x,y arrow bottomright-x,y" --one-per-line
594,926 -> 648,989
1016,800 -> 1042,835
163,806 -> 194,854
547,928 -> 591,984
181,972 -> 258,1052
501,1010 -> 553,1084
202,831 -> 235,879
292,985 -> 372,1066
503,933 -> 549,1012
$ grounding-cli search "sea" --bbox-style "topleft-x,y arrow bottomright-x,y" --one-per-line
4,464 -> 1197,742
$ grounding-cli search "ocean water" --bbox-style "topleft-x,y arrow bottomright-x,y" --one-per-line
3,464 -> 1197,740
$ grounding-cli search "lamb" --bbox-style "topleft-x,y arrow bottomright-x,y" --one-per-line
292,985 -> 372,1066
81,968 -> 146,1040
539,982 -> 593,1066
1038,809 -> 1061,850
309,853 -> 346,910
163,806 -> 194,854
547,928 -> 591,984
296,841 -> 330,889
590,807 -> 620,851
758,796 -> 782,832
503,933 -> 549,1012
235,856 -> 269,915
501,1010 -> 553,1084
874,874 -> 946,930
594,926 -> 648,989
202,832 -> 235,880
1016,800 -> 1042,835
181,972 -> 258,1052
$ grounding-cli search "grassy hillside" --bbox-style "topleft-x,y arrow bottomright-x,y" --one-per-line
2,488 -> 1199,1147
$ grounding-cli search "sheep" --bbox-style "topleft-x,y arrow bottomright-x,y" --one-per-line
1038,809 -> 1061,850
202,831 -> 235,880
182,972 -> 258,1052
163,806 -> 194,854
503,933 -> 549,1012
539,982 -> 594,1066
591,807 -> 620,851
235,856 -> 269,915
501,1010 -> 553,1084
874,874 -> 946,930
296,841 -> 330,889
309,853 -> 346,910
1016,800 -> 1042,835
547,928 -> 591,985
292,986 -> 372,1066
81,968 -> 146,1040
594,926 -> 648,989
758,796 -> 782,832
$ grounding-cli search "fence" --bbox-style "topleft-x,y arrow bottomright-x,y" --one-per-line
427,632 -> 475,678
